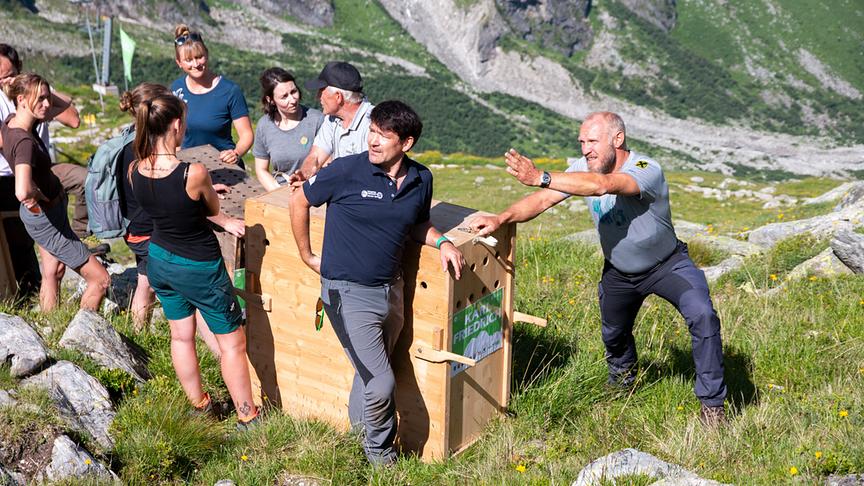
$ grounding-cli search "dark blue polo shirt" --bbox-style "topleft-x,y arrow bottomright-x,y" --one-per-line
303,151 -> 433,286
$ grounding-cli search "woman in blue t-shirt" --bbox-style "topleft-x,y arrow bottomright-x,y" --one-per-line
170,24 -> 253,167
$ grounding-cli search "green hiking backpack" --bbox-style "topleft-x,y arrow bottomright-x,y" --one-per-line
85,124 -> 136,239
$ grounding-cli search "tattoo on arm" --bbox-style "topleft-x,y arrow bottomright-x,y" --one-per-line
239,401 -> 251,415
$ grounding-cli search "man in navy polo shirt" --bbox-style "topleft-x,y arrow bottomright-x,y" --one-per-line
290,100 -> 464,465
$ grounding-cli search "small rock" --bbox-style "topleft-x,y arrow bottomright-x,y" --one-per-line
0,465 -> 23,486
214,481 -> 237,486
689,176 -> 704,183
474,176 -> 485,185
41,435 -> 116,482
275,472 -> 324,486
59,310 -> 150,382
826,474 -> 864,486
22,361 -> 116,450
830,230 -> 864,274
502,185 -> 512,191
0,389 -> 17,408
804,182 -> 859,205
564,229 -> 600,246
702,256 -> 745,282
0,313 -> 49,378
484,164 -> 501,170
572,448 -> 728,486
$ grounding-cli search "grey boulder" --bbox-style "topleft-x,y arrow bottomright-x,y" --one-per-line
0,313 -> 49,377
572,448 -> 728,486
59,310 -> 150,382
21,361 -> 116,449
831,230 -> 864,274
40,435 -> 116,482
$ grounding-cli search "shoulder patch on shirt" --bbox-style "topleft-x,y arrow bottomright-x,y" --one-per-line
635,160 -> 649,169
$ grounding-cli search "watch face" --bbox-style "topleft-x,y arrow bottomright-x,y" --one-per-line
541,172 -> 551,187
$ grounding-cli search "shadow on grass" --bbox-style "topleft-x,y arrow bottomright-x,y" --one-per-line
511,322 -> 578,395
657,345 -> 758,411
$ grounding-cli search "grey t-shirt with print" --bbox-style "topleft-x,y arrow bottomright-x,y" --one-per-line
564,151 -> 677,274
252,106 -> 324,175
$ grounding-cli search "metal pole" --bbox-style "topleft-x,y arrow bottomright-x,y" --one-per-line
83,8 -> 103,110
100,16 -> 112,87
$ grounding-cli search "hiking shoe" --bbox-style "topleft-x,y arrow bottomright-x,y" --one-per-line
88,243 -> 111,257
700,404 -> 727,427
190,393 -> 216,419
606,370 -> 637,390
236,413 -> 261,432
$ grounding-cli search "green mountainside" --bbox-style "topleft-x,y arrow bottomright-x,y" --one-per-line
3,0 -> 862,163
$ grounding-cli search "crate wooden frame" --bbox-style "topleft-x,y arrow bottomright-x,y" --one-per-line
243,188 -> 516,461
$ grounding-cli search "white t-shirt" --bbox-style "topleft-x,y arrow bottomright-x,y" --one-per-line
0,91 -> 50,177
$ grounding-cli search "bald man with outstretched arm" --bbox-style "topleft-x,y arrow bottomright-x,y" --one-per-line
470,111 -> 728,426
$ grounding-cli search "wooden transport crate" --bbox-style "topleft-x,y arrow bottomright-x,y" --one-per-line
177,145 -> 265,276
242,187 -> 517,461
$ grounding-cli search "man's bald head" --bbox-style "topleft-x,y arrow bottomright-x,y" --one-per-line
583,111 -> 627,148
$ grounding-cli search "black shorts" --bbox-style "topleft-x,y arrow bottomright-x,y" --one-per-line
125,237 -> 150,277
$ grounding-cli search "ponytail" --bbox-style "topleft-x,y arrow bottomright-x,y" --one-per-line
133,93 -> 185,167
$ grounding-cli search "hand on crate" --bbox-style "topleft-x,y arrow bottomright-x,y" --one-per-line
221,217 -> 246,238
467,214 -> 501,237
219,149 -> 241,165
439,242 -> 464,280
213,183 -> 231,199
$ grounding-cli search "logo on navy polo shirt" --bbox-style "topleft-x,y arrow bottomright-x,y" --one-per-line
361,190 -> 384,199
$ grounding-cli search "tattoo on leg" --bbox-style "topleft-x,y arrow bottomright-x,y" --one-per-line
239,401 -> 251,415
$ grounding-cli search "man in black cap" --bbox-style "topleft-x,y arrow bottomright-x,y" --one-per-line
296,61 -> 374,179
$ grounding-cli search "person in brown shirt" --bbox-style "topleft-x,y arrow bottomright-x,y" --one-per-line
1,73 -> 109,311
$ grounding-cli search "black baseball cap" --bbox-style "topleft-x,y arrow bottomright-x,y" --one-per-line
304,61 -> 363,92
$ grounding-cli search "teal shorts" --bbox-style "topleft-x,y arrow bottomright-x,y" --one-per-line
147,242 -> 243,334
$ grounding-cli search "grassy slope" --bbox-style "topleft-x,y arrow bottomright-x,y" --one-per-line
3,155 -> 862,484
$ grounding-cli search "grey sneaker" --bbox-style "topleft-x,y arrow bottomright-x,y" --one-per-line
700,404 -> 727,427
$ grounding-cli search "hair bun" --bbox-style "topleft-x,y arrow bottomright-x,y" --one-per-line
173,24 -> 191,39
119,91 -> 134,112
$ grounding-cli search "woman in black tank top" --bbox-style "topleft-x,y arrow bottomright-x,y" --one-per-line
130,93 -> 259,428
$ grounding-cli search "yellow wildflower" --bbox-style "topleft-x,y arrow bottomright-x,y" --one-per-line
789,466 -> 798,476
676,405 -> 684,411
770,274 -> 778,281
778,213 -> 785,220
839,409 -> 849,418
515,464 -> 526,473
815,451 -> 823,459
241,454 -> 249,462
84,458 -> 92,465
568,299 -> 575,305
809,276 -> 818,281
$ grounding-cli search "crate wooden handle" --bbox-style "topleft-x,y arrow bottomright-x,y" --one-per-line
413,344 -> 477,367
472,235 -> 498,248
514,311 -> 547,328
234,288 -> 272,312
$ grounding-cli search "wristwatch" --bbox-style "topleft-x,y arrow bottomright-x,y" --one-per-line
539,171 -> 552,188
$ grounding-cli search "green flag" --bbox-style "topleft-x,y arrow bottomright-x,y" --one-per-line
119,26 -> 136,84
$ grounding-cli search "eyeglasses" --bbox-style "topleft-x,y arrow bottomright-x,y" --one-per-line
174,32 -> 203,46
315,298 -> 325,331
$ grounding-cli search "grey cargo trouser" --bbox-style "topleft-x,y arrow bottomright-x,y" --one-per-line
599,241 -> 727,407
320,275 -> 404,464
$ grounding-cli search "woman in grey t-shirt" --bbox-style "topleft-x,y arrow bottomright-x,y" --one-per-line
253,68 -> 324,191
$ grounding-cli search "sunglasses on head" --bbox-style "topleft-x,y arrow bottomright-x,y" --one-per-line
174,32 -> 203,46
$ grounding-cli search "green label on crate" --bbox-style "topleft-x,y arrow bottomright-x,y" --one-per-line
450,288 -> 503,376
233,268 -> 246,318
